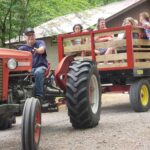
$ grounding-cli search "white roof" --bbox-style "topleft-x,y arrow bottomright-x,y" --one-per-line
7,0 -> 143,44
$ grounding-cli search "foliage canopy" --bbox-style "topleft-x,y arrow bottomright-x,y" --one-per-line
0,0 -> 120,47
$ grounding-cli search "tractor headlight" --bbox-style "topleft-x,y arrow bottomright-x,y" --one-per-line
7,58 -> 17,70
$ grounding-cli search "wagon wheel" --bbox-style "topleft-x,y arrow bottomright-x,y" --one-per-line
21,97 -> 41,150
66,60 -> 101,129
130,79 -> 150,112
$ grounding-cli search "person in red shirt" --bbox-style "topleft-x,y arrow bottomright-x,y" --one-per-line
95,18 -> 116,55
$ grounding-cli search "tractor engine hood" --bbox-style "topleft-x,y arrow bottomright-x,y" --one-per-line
0,48 -> 32,72
0,48 -> 31,58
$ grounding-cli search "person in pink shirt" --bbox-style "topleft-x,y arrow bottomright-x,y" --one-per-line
95,18 -> 116,55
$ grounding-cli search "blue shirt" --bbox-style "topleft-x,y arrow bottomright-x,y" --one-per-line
145,29 -> 150,40
18,40 -> 48,68
143,21 -> 150,40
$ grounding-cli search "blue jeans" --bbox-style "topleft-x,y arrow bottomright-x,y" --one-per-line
32,66 -> 47,97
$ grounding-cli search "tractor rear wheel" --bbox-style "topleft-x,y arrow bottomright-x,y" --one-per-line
21,97 -> 41,150
130,79 -> 150,112
66,60 -> 101,129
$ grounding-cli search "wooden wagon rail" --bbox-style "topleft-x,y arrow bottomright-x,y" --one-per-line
58,26 -> 150,71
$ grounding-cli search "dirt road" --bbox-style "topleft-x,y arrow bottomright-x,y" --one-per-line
0,93 -> 150,150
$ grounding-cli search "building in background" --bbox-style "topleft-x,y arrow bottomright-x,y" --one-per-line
6,0 -> 150,69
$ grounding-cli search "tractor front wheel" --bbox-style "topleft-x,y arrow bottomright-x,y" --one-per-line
130,79 -> 150,112
21,97 -> 41,150
66,60 -> 101,129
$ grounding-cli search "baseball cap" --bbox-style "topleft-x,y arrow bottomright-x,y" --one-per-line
24,27 -> 35,35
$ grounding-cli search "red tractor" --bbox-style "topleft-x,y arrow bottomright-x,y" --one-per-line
0,49 -> 32,129
0,48 -> 62,130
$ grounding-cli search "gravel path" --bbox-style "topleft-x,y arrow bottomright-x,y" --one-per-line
0,93 -> 150,150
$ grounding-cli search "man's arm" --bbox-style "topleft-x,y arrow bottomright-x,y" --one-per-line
34,47 -> 45,54
18,46 -> 26,51
34,40 -> 46,54
95,36 -> 112,42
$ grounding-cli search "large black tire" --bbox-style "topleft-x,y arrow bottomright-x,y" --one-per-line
22,97 -> 41,150
0,114 -> 16,130
66,60 -> 101,129
130,79 -> 150,112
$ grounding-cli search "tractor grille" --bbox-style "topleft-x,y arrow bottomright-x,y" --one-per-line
0,59 -> 2,100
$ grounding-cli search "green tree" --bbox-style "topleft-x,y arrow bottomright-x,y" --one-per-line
0,0 -> 29,47
0,0 -> 121,47
26,0 -> 91,27
26,0 -> 121,28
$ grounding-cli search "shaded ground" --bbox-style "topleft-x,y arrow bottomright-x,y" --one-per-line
0,93 -> 150,150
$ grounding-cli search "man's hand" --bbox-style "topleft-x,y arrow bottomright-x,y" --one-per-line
33,47 -> 45,54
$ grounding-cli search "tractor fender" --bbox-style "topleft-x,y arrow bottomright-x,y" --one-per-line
55,55 -> 74,90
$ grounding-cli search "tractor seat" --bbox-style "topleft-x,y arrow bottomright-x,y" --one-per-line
45,63 -> 51,77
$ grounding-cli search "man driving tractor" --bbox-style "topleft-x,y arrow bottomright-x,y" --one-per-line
18,27 -> 48,105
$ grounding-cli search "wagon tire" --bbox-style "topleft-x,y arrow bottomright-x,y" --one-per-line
130,79 -> 150,112
21,97 -> 41,150
66,60 -> 101,129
